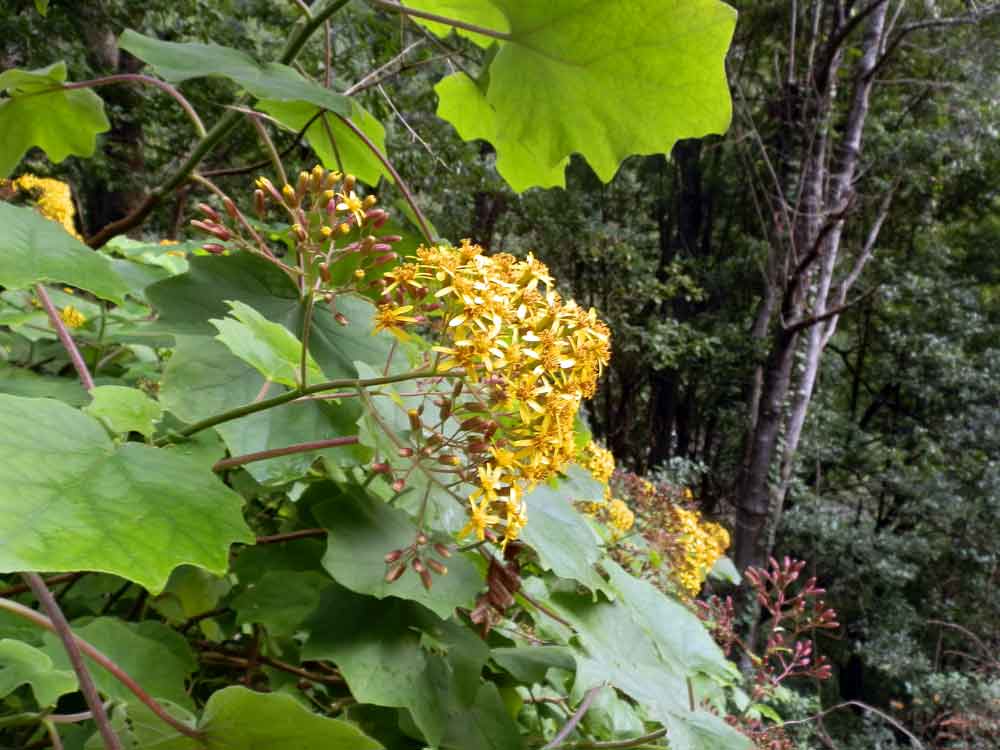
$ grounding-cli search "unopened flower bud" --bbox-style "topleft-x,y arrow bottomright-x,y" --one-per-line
385,563 -> 406,583
374,252 -> 397,266
398,447 -> 414,458
407,409 -> 422,432
222,197 -> 239,220
433,543 -> 452,559
437,454 -> 461,466
296,171 -> 310,199
391,478 -> 406,492
334,312 -> 349,326
281,183 -> 298,207
415,533 -> 428,546
338,222 -> 351,235
426,559 -> 447,576
384,549 -> 404,564
202,243 -> 226,255
324,171 -> 342,189
197,202 -> 220,222
321,225 -> 334,238
371,461 -> 392,474
254,189 -> 266,218
344,174 -> 356,191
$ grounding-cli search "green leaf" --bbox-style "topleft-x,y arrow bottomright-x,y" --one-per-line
520,465 -> 609,593
259,99 -> 388,186
490,646 -> 575,684
0,395 -> 254,592
0,363 -> 89,406
304,586 -> 520,749
0,63 -> 110,176
709,555 -> 742,584
313,486 -> 482,619
42,618 -> 196,707
211,300 -> 326,388
231,570 -> 330,637
151,565 -> 231,624
542,562 -> 751,750
84,385 -> 162,437
0,638 -> 77,707
415,0 -> 736,191
199,686 -> 382,749
118,30 -> 350,114
33,0 -> 49,16
0,203 -> 129,304
86,700 -> 198,750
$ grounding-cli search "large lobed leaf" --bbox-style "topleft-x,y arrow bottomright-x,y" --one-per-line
412,0 -> 737,191
0,395 -> 254,592
0,203 -> 130,304
0,63 -> 110,176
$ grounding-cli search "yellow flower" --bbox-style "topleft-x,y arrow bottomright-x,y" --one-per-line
336,190 -> 366,225
373,305 -> 418,340
60,305 -> 86,329
6,174 -> 80,238
459,496 -> 502,542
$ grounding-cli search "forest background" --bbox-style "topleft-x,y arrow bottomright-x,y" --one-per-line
1,1 -> 998,749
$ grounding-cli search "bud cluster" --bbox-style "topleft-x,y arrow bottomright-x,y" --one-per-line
190,166 -> 402,298
383,532 -> 453,590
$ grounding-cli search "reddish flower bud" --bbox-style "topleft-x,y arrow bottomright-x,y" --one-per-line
385,563 -> 406,583
433,543 -> 452,559
384,549 -> 404,564
197,202 -> 220,222
427,559 -> 447,576
222,197 -> 239,220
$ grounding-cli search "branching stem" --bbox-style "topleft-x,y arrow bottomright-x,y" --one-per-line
368,0 -> 511,42
0,595 -> 202,741
20,574 -> 122,750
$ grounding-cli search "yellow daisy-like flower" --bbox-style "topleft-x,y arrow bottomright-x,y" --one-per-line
336,190 -> 366,225
373,305 -> 418,340
5,174 -> 80,238
60,305 -> 86,329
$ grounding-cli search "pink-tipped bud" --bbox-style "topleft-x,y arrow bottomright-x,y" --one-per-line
222,197 -> 239,220
371,461 -> 392,474
202,243 -> 226,255
433,543 -> 452,559
398,447 -> 414,458
373,252 -> 397,266
197,203 -> 220,222
385,563 -> 406,583
334,312 -> 349,326
381,234 -> 403,243
254,189 -> 266,218
384,549 -> 404,564
391,478 -> 405,493
427,559 -> 447,576
416,532 -> 429,546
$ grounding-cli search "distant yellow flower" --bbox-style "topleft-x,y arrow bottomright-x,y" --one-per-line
5,174 -> 80,238
60,305 -> 86,329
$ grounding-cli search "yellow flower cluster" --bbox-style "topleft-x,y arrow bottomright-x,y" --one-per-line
663,505 -> 730,596
3,174 -> 80,238
379,240 -> 611,546
60,305 -> 86,329
576,440 -> 635,538
582,440 -> 616,485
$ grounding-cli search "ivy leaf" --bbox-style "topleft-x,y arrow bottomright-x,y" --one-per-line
0,395 -> 254,592
0,638 -> 77,707
210,300 -> 326,388
258,99 -> 389,186
42,618 -> 197,708
0,203 -> 129,304
118,30 -> 350,115
312,486 -> 482,619
520,465 -> 610,593
84,385 -> 163,437
412,0 -> 736,191
0,62 -> 110,176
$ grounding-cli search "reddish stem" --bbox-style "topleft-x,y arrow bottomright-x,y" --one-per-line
213,436 -> 360,472
35,285 -> 94,392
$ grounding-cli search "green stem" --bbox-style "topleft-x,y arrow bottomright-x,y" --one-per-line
249,114 -> 289,187
86,0 -> 351,249
300,291 -> 317,388
368,0 -> 512,42
0,596 -> 201,741
155,367 -> 453,446
544,728 -> 668,749
213,435 -> 359,472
